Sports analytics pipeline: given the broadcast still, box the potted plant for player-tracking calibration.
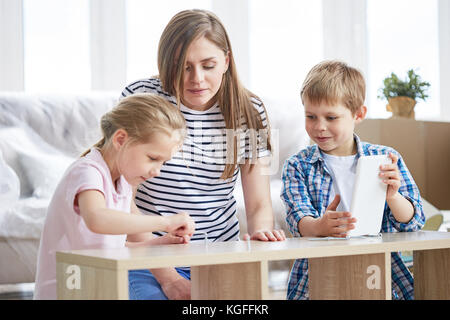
[378,69,430,119]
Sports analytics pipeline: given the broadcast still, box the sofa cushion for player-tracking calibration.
[19,151,73,199]
[0,126,72,197]
[0,149,20,212]
[0,93,118,197]
[0,92,118,157]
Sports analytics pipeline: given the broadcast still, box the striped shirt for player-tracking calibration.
[121,77,270,245]
[281,134,425,300]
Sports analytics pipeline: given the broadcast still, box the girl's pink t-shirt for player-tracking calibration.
[33,148,132,299]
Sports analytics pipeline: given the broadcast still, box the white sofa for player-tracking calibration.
[0,92,309,287]
[0,93,118,284]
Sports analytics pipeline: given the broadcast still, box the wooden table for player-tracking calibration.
[56,231,450,300]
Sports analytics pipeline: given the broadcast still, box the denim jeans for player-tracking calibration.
[128,268,191,300]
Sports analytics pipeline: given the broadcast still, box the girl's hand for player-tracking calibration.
[166,212,195,237]
[380,153,401,200]
[243,229,286,241]
[318,195,356,237]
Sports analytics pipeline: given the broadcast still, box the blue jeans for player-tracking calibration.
[128,268,191,300]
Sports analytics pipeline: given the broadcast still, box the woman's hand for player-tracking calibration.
[240,159,286,242]
[243,229,286,241]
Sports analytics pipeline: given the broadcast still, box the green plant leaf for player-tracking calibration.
[378,69,430,102]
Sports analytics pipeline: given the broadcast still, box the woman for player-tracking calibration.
[122,9,285,300]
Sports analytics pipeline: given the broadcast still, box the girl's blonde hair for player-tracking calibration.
[301,60,366,115]
[157,9,271,179]
[82,93,186,156]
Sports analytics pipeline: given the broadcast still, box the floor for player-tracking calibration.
[0,271,289,300]
[268,269,289,299]
[0,285,286,300]
[0,283,34,300]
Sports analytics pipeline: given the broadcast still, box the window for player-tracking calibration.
[23,0,90,92]
[126,0,212,84]
[2,0,445,122]
[248,0,323,102]
[367,0,440,120]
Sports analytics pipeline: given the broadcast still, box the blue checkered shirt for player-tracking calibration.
[281,134,425,300]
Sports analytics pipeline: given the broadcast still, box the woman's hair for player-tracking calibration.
[157,9,271,179]
[81,93,186,156]
[300,60,366,115]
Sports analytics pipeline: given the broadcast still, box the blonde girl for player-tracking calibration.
[122,9,285,300]
[34,93,195,300]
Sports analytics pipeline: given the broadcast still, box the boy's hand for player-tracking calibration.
[380,153,401,200]
[318,195,356,237]
[166,212,195,238]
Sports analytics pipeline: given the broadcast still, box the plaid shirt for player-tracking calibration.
[281,134,425,300]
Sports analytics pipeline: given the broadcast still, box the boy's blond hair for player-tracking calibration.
[300,60,366,115]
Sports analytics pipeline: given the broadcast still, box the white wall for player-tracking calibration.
[439,0,450,120]
[90,0,127,91]
[0,0,24,91]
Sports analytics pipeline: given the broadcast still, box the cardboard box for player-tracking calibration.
[355,118,450,210]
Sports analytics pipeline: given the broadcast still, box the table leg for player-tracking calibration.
[308,252,391,300]
[56,261,128,300]
[191,261,269,300]
[414,248,450,299]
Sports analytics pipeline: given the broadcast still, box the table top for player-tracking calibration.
[56,231,450,270]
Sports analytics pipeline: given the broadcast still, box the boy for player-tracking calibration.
[280,60,425,300]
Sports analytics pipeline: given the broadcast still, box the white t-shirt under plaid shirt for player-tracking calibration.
[281,134,425,300]
[121,77,270,244]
